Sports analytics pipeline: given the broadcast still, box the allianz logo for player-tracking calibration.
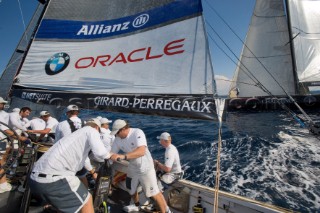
[77,14,149,36]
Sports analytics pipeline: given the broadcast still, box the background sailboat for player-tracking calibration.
[228,0,320,111]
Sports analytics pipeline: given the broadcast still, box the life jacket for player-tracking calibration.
[67,118,85,133]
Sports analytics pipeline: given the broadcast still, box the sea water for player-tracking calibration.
[80,110,320,212]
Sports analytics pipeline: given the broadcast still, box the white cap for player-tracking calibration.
[111,119,127,135]
[12,108,20,112]
[157,132,171,140]
[86,118,101,128]
[0,97,8,104]
[67,105,79,112]
[100,118,112,124]
[96,116,102,120]
[40,111,50,117]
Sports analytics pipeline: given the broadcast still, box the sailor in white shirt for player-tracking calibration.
[154,132,182,187]
[110,119,171,213]
[29,117,46,132]
[27,111,58,142]
[0,99,9,140]
[29,118,111,213]
[54,105,95,185]
[99,117,114,152]
[55,105,83,142]
[0,97,17,193]
[8,107,31,132]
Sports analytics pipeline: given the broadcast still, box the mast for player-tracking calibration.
[284,0,300,95]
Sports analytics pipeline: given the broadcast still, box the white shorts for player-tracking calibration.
[126,168,160,197]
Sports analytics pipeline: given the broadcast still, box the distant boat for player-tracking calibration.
[0,0,312,212]
[227,0,320,111]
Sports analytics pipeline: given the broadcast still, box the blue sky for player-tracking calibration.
[0,0,255,95]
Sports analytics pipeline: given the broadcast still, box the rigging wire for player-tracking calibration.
[17,0,28,44]
[206,23,274,96]
[203,0,317,131]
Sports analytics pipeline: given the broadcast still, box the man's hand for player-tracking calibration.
[110,153,125,161]
[92,172,98,180]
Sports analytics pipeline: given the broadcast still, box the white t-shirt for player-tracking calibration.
[111,128,153,174]
[165,144,182,174]
[0,110,9,139]
[45,117,59,133]
[55,116,82,142]
[8,112,27,131]
[30,118,46,131]
[32,126,110,176]
[100,128,115,152]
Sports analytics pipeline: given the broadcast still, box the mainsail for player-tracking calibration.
[10,0,217,120]
[288,0,320,94]
[230,0,297,98]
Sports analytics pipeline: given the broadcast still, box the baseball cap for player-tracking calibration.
[111,119,127,135]
[100,118,112,124]
[67,105,79,112]
[0,97,8,104]
[157,132,171,140]
[12,108,20,112]
[40,111,50,117]
[86,118,101,128]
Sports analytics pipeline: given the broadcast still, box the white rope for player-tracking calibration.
[213,98,225,213]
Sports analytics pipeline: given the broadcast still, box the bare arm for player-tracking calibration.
[111,146,146,161]
[154,160,171,173]
[27,128,51,135]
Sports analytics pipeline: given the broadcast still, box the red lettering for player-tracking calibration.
[146,47,163,60]
[74,38,186,69]
[93,55,111,67]
[108,53,127,66]
[164,38,185,55]
[128,48,146,62]
[75,57,94,69]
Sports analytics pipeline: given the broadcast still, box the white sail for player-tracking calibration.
[15,0,214,95]
[230,0,296,97]
[10,0,218,120]
[288,0,320,93]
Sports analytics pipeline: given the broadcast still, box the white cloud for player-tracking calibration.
[215,75,232,96]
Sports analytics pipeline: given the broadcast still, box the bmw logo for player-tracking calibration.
[45,52,70,75]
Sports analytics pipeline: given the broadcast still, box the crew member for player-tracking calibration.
[8,107,31,132]
[99,117,114,152]
[55,105,95,185]
[110,119,172,213]
[154,132,182,190]
[27,111,58,142]
[29,118,111,213]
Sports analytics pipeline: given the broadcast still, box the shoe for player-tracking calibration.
[0,183,14,193]
[141,203,156,211]
[123,204,140,212]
